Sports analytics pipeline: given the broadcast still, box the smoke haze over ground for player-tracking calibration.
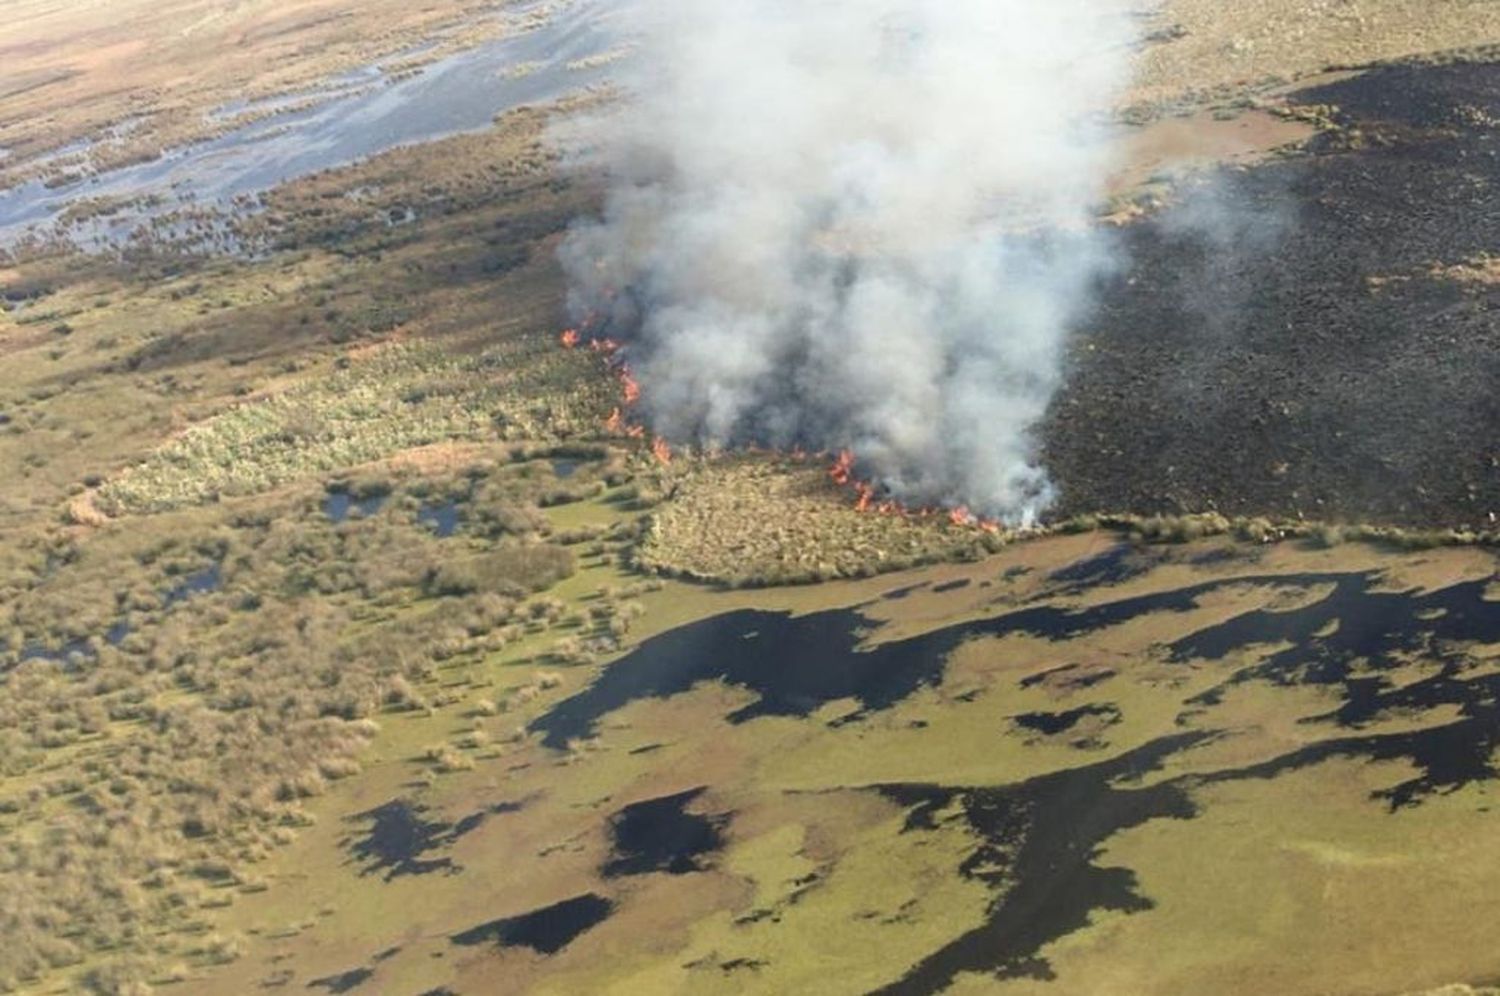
[559,0,1136,523]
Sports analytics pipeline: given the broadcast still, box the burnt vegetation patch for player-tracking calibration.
[1045,61,1500,529]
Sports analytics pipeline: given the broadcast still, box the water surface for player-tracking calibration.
[0,0,625,251]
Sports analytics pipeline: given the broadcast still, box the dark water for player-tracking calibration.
[529,565,1500,988]
[418,501,461,537]
[450,893,614,954]
[345,799,514,879]
[602,787,727,877]
[1018,662,1116,692]
[324,491,390,522]
[307,967,374,994]
[1013,703,1120,737]
[17,637,90,666]
[528,571,1362,749]
[1048,543,1152,589]
[551,458,583,479]
[0,0,626,252]
[873,733,1208,993]
[14,563,222,664]
[1173,572,1500,808]
[164,564,222,606]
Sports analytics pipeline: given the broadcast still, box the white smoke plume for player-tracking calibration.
[558,0,1136,523]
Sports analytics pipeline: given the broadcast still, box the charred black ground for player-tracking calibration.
[1045,61,1500,528]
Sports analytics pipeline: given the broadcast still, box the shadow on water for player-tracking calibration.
[450,894,614,955]
[602,787,727,878]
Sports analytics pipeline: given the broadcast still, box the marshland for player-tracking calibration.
[2,0,1499,994]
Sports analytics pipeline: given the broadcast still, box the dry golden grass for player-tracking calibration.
[635,458,1007,587]
[1136,0,1500,109]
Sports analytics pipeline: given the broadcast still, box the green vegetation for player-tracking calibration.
[636,458,1007,587]
[95,341,610,515]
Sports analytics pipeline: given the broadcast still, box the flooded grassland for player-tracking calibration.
[187,533,1500,996]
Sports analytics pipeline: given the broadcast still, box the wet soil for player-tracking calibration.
[1045,62,1500,529]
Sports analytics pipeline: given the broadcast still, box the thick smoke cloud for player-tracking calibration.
[558,0,1135,524]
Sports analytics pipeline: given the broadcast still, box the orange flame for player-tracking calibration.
[651,437,673,465]
[949,506,974,528]
[590,337,620,355]
[627,424,646,439]
[621,370,642,406]
[830,450,855,485]
[604,407,624,434]
[560,329,580,349]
